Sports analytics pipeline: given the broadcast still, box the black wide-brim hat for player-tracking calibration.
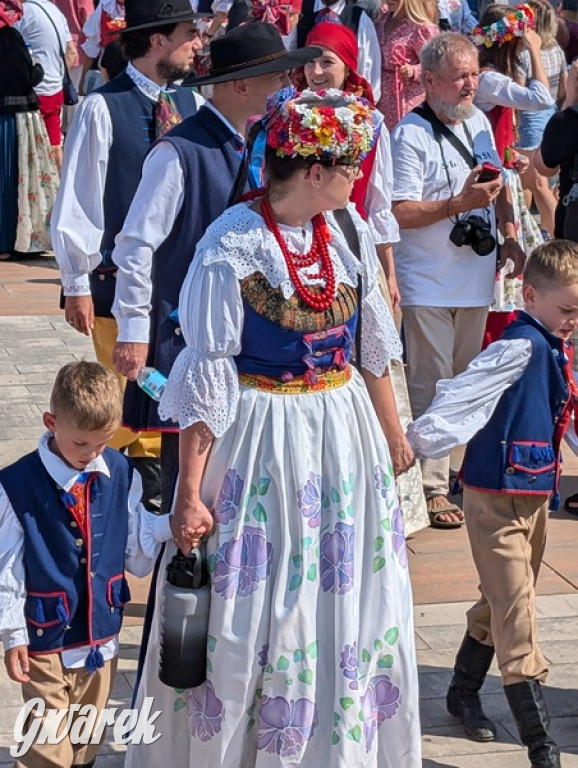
[123,0,212,34]
[184,22,321,85]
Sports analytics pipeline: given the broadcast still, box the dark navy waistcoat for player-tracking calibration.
[0,448,132,654]
[123,105,243,431]
[463,312,570,495]
[89,72,198,317]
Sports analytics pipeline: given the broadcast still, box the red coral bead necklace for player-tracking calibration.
[261,196,336,312]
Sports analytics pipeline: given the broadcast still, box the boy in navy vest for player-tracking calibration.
[408,240,578,768]
[0,362,173,768]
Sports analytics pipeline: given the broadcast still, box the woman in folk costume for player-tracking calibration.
[473,3,552,345]
[293,21,429,535]
[0,0,59,259]
[126,89,422,768]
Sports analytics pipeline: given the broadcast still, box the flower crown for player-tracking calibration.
[265,88,380,164]
[471,3,535,48]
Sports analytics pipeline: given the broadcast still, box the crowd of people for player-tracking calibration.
[1,0,578,766]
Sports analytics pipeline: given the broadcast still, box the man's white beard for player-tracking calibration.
[429,94,477,122]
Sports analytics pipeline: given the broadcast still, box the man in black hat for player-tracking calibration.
[110,22,320,510]
[51,0,207,511]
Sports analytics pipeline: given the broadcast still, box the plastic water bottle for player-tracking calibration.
[137,367,167,402]
[159,549,211,689]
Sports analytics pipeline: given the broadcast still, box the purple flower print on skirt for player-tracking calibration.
[320,522,355,595]
[257,695,319,757]
[374,464,391,499]
[187,680,223,742]
[340,642,358,690]
[392,506,408,568]
[258,642,269,669]
[361,675,401,751]
[213,526,272,599]
[214,468,244,524]
[297,472,322,528]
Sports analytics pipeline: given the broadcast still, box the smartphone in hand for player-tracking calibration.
[477,162,501,183]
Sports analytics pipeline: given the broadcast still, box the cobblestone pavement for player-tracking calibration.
[0,314,577,767]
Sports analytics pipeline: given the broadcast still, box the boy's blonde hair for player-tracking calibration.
[50,361,122,430]
[523,240,578,292]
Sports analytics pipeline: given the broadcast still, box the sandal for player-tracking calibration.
[427,496,465,529]
[563,492,578,516]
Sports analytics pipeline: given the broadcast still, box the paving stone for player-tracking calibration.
[536,592,578,618]
[421,722,520,759]
[414,602,472,627]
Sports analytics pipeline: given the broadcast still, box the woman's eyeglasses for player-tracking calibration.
[333,164,363,180]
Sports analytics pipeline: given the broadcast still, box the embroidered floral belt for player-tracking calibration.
[238,367,352,394]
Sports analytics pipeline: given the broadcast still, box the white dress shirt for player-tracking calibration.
[51,62,205,296]
[111,101,243,343]
[0,432,172,667]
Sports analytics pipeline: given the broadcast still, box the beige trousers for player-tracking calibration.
[15,654,117,768]
[464,487,550,685]
[92,316,161,458]
[402,305,488,497]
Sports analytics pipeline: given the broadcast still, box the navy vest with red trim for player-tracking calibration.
[0,448,132,655]
[463,312,570,495]
[122,105,243,431]
[89,72,198,318]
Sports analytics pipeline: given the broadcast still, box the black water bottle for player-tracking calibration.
[159,548,211,689]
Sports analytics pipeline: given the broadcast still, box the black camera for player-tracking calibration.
[449,215,496,256]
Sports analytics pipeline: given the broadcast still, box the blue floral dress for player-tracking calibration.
[125,203,422,767]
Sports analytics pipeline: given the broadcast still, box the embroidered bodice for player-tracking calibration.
[159,203,402,436]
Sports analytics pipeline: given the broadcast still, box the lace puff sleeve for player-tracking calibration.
[346,207,403,376]
[158,258,243,437]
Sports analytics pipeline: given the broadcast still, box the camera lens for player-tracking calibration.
[473,234,496,256]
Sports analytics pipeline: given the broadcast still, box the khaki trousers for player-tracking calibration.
[15,654,117,768]
[464,488,550,686]
[92,316,161,458]
[402,305,488,497]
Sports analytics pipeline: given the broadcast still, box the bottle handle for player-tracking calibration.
[175,546,205,589]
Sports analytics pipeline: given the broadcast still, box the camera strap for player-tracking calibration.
[413,102,476,221]
[413,103,475,170]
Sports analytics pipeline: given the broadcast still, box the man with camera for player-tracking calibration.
[392,32,525,529]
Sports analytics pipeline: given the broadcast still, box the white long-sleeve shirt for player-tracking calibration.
[0,432,172,667]
[110,102,242,343]
[407,333,578,459]
[474,69,555,113]
[51,62,205,297]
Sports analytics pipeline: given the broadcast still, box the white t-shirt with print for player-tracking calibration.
[392,107,502,309]
[16,0,72,96]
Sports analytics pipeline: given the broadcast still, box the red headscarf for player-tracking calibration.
[251,0,302,36]
[292,22,374,106]
[0,0,23,28]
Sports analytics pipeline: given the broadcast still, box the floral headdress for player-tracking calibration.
[471,3,535,48]
[265,88,380,164]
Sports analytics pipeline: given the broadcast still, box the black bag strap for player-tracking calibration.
[413,102,475,170]
[27,1,71,81]
[333,207,363,370]
[567,105,578,183]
